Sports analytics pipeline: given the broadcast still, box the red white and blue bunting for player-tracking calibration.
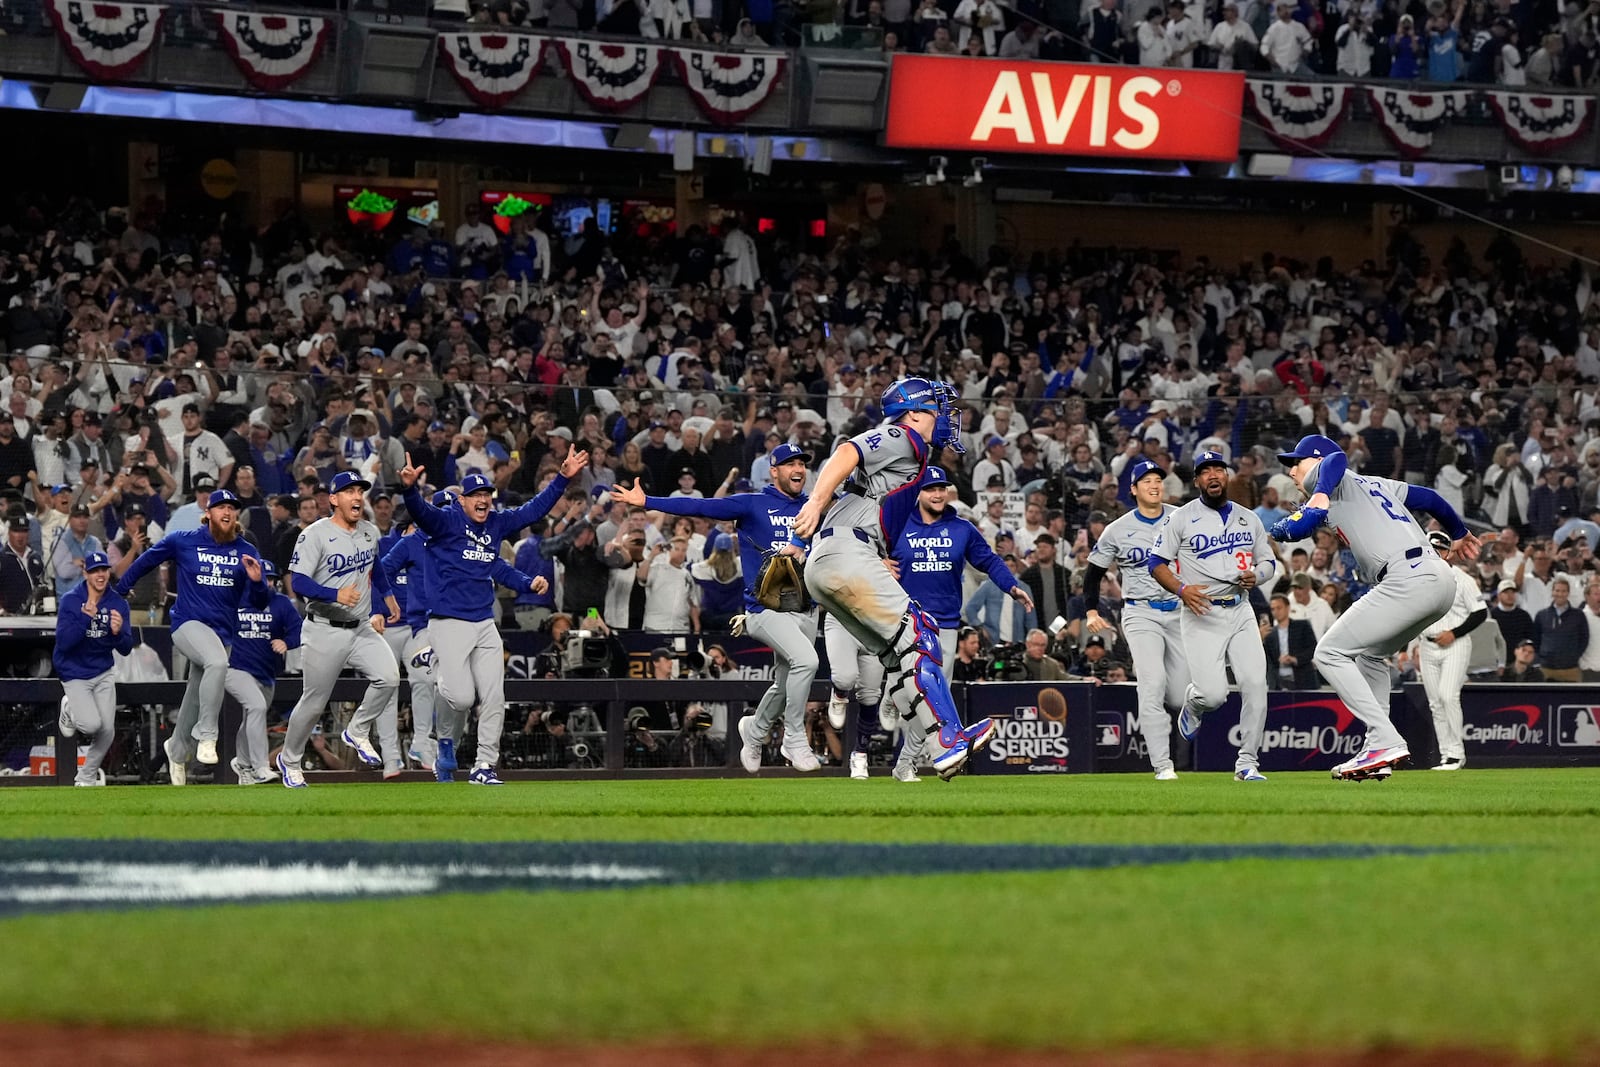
[47,0,163,80]
[557,38,664,112]
[675,49,786,124]
[215,12,330,91]
[1366,87,1473,157]
[1485,91,1596,155]
[1246,81,1350,150]
[440,32,546,108]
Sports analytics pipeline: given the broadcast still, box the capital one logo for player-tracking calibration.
[971,72,1164,151]
[1229,698,1362,764]
[1463,704,1545,748]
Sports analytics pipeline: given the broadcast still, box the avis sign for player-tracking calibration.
[885,56,1245,162]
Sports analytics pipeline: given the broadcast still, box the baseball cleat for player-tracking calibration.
[1234,767,1268,782]
[229,757,258,785]
[962,717,997,754]
[780,735,821,773]
[1432,757,1464,771]
[407,747,436,772]
[849,751,870,780]
[58,698,75,739]
[468,765,504,785]
[435,738,457,775]
[383,764,404,781]
[827,693,849,731]
[409,646,435,670]
[1154,767,1179,781]
[194,739,218,765]
[73,777,104,787]
[1331,745,1410,780]
[342,729,382,767]
[891,762,921,783]
[932,737,973,780]
[1177,701,1202,741]
[736,716,763,774]
[164,736,188,787]
[277,752,306,789]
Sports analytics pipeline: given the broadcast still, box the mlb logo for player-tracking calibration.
[1556,706,1600,748]
[1014,706,1039,720]
[1099,723,1122,747]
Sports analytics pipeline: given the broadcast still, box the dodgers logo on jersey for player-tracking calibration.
[1124,546,1149,567]
[1191,530,1256,559]
[325,549,376,580]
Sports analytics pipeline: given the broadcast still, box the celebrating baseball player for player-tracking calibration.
[225,559,302,785]
[1148,450,1276,782]
[383,488,549,782]
[376,512,420,765]
[397,452,584,785]
[1270,434,1481,780]
[1416,529,1488,771]
[611,442,821,775]
[885,463,1033,781]
[821,613,886,779]
[114,487,269,785]
[785,376,994,781]
[1083,458,1187,780]
[55,551,134,787]
[276,470,403,788]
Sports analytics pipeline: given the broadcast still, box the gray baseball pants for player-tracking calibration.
[742,609,818,743]
[62,672,116,785]
[171,621,231,753]
[430,617,507,768]
[281,619,401,770]
[1122,605,1190,775]
[223,669,273,774]
[402,625,439,755]
[1314,556,1455,752]
[1181,600,1268,772]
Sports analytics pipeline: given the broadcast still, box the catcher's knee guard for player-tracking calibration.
[882,606,963,748]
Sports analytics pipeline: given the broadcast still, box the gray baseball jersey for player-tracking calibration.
[1315,473,1436,580]
[1089,504,1178,601]
[819,423,928,552]
[290,517,382,623]
[1151,500,1275,597]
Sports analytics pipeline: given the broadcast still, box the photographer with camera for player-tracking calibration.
[0,514,46,614]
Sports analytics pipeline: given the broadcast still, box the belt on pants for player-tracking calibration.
[311,616,360,630]
[1127,598,1180,612]
[1208,595,1243,607]
[818,527,872,546]
[1375,546,1425,584]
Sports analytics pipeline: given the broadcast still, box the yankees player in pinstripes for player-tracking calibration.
[1148,451,1276,781]
[1083,458,1188,780]
[610,443,821,774]
[1270,434,1482,781]
[1415,529,1488,772]
[785,377,995,781]
[397,450,585,785]
[276,469,404,788]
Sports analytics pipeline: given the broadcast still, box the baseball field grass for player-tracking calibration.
[1,769,1597,1060]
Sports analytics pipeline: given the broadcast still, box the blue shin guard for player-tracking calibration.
[883,606,964,748]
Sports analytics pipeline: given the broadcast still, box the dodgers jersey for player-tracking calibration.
[1149,499,1275,598]
[114,527,270,642]
[643,485,808,613]
[823,422,929,550]
[1089,504,1178,602]
[1314,473,1438,581]
[290,517,383,624]
[1420,566,1486,639]
[53,583,135,681]
[894,505,1015,627]
[230,592,304,686]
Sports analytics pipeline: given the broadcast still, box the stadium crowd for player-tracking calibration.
[3,193,1600,759]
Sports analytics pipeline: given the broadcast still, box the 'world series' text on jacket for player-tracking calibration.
[112,527,271,641]
[53,583,135,681]
[400,477,566,623]
[894,504,1018,628]
[639,485,807,614]
[381,528,536,632]
[230,592,305,686]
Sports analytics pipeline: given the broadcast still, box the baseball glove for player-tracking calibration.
[1270,506,1328,542]
[755,552,812,613]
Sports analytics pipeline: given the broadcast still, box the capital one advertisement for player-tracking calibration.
[966,682,1098,774]
[885,56,1245,163]
[1191,694,1373,772]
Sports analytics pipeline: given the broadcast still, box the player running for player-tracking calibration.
[55,551,134,787]
[225,560,302,785]
[786,377,994,781]
[1416,529,1488,771]
[1270,434,1481,780]
[397,453,585,785]
[885,463,1032,781]
[1083,458,1187,780]
[114,488,269,785]
[1148,451,1275,782]
[277,470,403,787]
[610,443,820,774]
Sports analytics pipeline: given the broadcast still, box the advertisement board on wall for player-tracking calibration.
[966,681,1098,774]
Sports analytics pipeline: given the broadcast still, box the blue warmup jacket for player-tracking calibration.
[229,593,305,686]
[512,535,557,609]
[53,584,135,681]
[378,526,408,619]
[641,485,808,614]
[113,527,270,642]
[381,527,536,631]
[400,476,567,623]
[894,506,1017,628]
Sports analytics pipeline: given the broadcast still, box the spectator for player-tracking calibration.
[0,514,46,612]
[1525,31,1566,83]
[1426,4,1465,81]
[1070,632,1125,681]
[1164,0,1203,65]
[1286,572,1336,639]
[690,532,743,631]
[640,536,699,633]
[1019,532,1072,630]
[1261,592,1318,689]
[1581,577,1600,682]
[1389,14,1426,77]
[1022,627,1070,680]
[1505,638,1546,681]
[47,504,102,595]
[1211,3,1260,69]
[1138,6,1173,66]
[1261,1,1314,72]
[966,556,1037,642]
[1488,578,1538,665]
[1534,577,1587,680]
[1335,9,1377,74]
[950,625,989,683]
[952,0,1003,52]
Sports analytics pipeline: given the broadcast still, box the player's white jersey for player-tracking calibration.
[1150,499,1273,598]
[290,517,381,623]
[1421,565,1486,638]
[1089,504,1178,601]
[1319,473,1436,579]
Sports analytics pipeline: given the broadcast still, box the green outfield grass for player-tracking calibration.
[1,769,1597,1056]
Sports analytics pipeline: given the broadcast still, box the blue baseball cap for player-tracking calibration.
[431,489,454,508]
[920,465,952,489]
[83,551,110,572]
[328,470,371,494]
[206,489,241,509]
[1192,451,1231,474]
[769,443,812,466]
[986,435,1008,449]
[714,532,735,552]
[261,559,277,579]
[1131,459,1167,484]
[1277,433,1341,466]
[460,473,494,496]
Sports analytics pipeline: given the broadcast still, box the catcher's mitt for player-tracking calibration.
[755,552,812,612]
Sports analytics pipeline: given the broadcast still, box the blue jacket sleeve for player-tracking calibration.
[277,596,305,650]
[291,573,341,602]
[402,484,452,539]
[112,531,179,597]
[1399,483,1470,539]
[644,494,753,522]
[371,556,393,601]
[381,536,415,578]
[490,559,535,593]
[54,594,91,653]
[1310,450,1348,496]
[963,522,1016,591]
[496,474,571,536]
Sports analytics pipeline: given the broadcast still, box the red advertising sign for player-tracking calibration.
[885,55,1245,163]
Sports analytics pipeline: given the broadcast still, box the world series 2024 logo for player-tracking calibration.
[983,687,1071,769]
[1555,705,1600,748]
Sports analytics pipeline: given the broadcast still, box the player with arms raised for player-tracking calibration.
[1271,434,1481,781]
